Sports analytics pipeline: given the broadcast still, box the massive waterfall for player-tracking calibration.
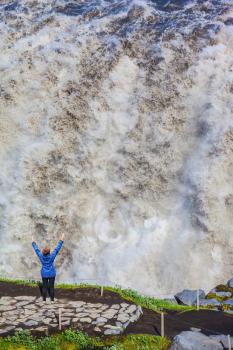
[0,0,233,296]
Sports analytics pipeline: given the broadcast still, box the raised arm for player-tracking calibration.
[32,239,43,262]
[51,234,64,261]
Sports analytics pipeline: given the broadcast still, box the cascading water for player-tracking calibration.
[0,0,233,295]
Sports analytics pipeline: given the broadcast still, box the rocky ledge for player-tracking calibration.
[173,277,233,312]
[0,295,143,336]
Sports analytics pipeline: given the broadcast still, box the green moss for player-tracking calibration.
[0,330,170,350]
[206,292,230,302]
[215,284,233,294]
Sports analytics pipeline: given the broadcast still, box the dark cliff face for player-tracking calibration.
[0,0,232,295]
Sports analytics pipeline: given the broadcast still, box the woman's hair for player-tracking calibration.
[42,244,50,256]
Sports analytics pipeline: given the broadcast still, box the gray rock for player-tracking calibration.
[79,317,92,323]
[104,328,121,335]
[24,320,38,326]
[120,303,129,308]
[101,309,118,318]
[223,299,233,308]
[61,320,70,326]
[16,300,31,307]
[94,326,101,332]
[0,297,16,305]
[214,291,232,298]
[170,331,224,350]
[111,304,120,310]
[199,299,221,307]
[15,296,36,301]
[94,317,107,324]
[43,318,53,325]
[175,290,205,306]
[117,314,129,323]
[127,305,137,313]
[0,326,16,334]
[190,327,201,332]
[227,278,233,288]
[76,312,89,317]
[68,301,86,307]
[0,305,16,312]
[209,335,233,348]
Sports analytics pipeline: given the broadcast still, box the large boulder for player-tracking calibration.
[227,278,233,288]
[174,290,205,306]
[209,335,233,349]
[169,331,223,350]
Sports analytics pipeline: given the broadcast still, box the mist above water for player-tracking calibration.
[0,0,233,295]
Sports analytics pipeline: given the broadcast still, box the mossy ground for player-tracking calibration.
[0,276,193,312]
[0,329,171,350]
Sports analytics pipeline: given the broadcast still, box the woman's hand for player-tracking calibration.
[60,233,64,241]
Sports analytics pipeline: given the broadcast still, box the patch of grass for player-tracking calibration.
[0,330,170,350]
[0,276,192,312]
[206,292,231,302]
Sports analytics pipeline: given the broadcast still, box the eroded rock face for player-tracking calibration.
[0,0,233,295]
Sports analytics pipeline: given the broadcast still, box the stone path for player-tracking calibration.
[0,295,143,336]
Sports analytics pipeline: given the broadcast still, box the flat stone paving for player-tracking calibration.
[0,295,143,336]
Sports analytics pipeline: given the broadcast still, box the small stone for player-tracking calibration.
[0,305,16,312]
[190,327,201,332]
[15,296,36,301]
[79,317,92,323]
[0,326,15,334]
[16,300,31,307]
[102,309,118,318]
[34,326,47,332]
[76,312,89,317]
[94,326,101,332]
[115,321,123,327]
[120,303,129,308]
[62,313,74,317]
[89,313,101,319]
[117,314,129,323]
[111,304,120,310]
[68,301,86,307]
[94,317,107,324]
[104,324,122,330]
[127,305,137,313]
[24,320,38,326]
[104,328,121,335]
[43,318,53,325]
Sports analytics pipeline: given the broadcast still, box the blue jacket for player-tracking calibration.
[32,240,63,278]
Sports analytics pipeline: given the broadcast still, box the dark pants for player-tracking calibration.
[42,277,55,301]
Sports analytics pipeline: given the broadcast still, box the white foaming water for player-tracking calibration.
[0,0,233,296]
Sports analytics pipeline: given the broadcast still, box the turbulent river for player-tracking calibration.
[0,0,233,295]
